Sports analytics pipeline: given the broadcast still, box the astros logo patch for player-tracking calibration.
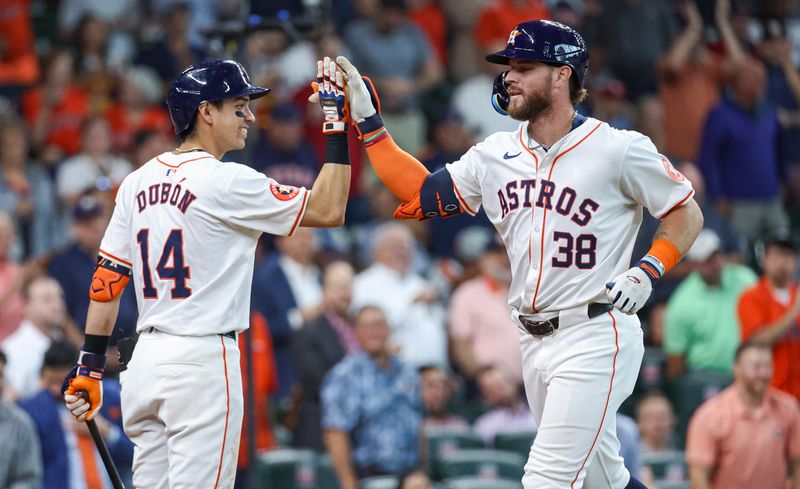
[507,29,521,46]
[270,182,300,201]
[661,157,686,182]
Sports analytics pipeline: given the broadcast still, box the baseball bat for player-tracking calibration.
[77,393,126,489]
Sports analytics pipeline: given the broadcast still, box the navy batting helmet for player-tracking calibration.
[166,59,270,135]
[486,20,589,88]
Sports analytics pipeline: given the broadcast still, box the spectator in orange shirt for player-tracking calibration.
[686,342,800,489]
[21,50,89,164]
[738,239,800,400]
[0,0,39,91]
[474,0,551,52]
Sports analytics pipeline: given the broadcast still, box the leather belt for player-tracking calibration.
[518,303,613,337]
[146,327,236,339]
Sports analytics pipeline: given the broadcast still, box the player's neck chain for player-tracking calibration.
[172,147,208,155]
[527,110,577,153]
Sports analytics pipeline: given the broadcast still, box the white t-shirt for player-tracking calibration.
[446,118,694,314]
[2,320,51,399]
[98,151,310,335]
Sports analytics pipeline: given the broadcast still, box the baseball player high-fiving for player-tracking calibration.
[61,58,351,488]
[338,21,702,489]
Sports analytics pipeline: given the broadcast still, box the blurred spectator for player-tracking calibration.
[686,342,800,489]
[448,231,522,383]
[658,0,745,162]
[0,0,40,92]
[105,66,172,155]
[0,122,63,258]
[343,0,443,154]
[1,276,67,400]
[697,57,791,245]
[597,0,678,101]
[473,0,551,53]
[0,212,25,340]
[47,196,138,342]
[252,103,320,188]
[441,0,487,81]
[407,0,448,64]
[322,306,422,487]
[135,2,207,83]
[450,45,522,141]
[399,468,433,489]
[419,365,468,429]
[21,49,89,162]
[132,128,174,168]
[19,340,134,489]
[292,261,357,452]
[251,227,323,401]
[0,348,42,488]
[70,15,119,113]
[352,223,447,368]
[56,116,132,208]
[664,229,757,379]
[239,26,315,101]
[636,391,677,456]
[473,364,536,445]
[57,0,137,40]
[738,239,800,400]
[150,0,230,49]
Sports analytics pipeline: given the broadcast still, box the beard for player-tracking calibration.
[508,86,554,121]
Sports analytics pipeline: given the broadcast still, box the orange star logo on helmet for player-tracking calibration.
[507,29,521,46]
[270,182,300,201]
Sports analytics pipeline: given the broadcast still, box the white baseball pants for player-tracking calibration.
[518,308,644,489]
[120,330,243,489]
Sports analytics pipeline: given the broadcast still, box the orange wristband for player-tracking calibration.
[638,238,681,283]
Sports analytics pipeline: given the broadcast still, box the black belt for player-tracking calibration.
[146,327,236,339]
[519,303,613,337]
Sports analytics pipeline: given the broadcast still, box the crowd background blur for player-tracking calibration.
[1,1,800,489]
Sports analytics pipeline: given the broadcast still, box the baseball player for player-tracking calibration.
[336,21,703,489]
[60,58,352,488]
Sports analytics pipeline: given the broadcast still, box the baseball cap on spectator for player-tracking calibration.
[686,229,721,262]
[73,195,104,221]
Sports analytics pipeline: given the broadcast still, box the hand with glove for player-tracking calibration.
[63,350,106,421]
[333,56,386,142]
[310,56,349,134]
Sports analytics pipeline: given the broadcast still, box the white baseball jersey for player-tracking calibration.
[447,117,694,314]
[98,150,310,335]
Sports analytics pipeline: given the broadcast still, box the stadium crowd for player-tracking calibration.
[1,0,800,488]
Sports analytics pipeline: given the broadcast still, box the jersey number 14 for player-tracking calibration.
[136,229,192,299]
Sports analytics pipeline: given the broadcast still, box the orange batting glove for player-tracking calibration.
[63,351,105,421]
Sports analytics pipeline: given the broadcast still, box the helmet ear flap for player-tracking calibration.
[491,71,510,116]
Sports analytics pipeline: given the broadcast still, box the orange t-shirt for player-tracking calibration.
[104,104,173,154]
[658,54,725,162]
[21,87,89,155]
[474,0,551,50]
[738,278,800,400]
[686,386,800,489]
[409,4,448,64]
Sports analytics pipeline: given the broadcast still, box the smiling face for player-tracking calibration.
[505,59,571,121]
[204,96,256,153]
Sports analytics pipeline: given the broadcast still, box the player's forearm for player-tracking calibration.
[663,27,702,72]
[324,429,359,489]
[84,297,123,339]
[653,199,704,256]
[301,163,350,227]
[749,314,796,345]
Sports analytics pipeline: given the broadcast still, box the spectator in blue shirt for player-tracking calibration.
[322,305,422,489]
[697,57,790,246]
[47,195,138,343]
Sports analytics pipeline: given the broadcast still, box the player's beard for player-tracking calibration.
[508,84,554,121]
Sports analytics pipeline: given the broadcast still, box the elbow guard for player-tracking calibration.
[90,257,132,302]
[419,168,463,219]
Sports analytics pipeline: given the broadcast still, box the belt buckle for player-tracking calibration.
[520,316,556,337]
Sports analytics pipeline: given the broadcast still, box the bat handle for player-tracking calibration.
[76,392,126,489]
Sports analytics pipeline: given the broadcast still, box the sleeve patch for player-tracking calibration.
[269,182,300,201]
[662,157,686,182]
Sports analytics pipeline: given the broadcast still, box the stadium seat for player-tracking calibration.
[257,448,318,489]
[438,449,525,481]
[493,430,536,459]
[360,476,400,489]
[425,426,485,479]
[640,450,687,482]
[442,476,523,489]
[315,454,340,489]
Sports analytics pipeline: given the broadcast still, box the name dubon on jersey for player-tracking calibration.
[98,151,309,335]
[447,117,693,314]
